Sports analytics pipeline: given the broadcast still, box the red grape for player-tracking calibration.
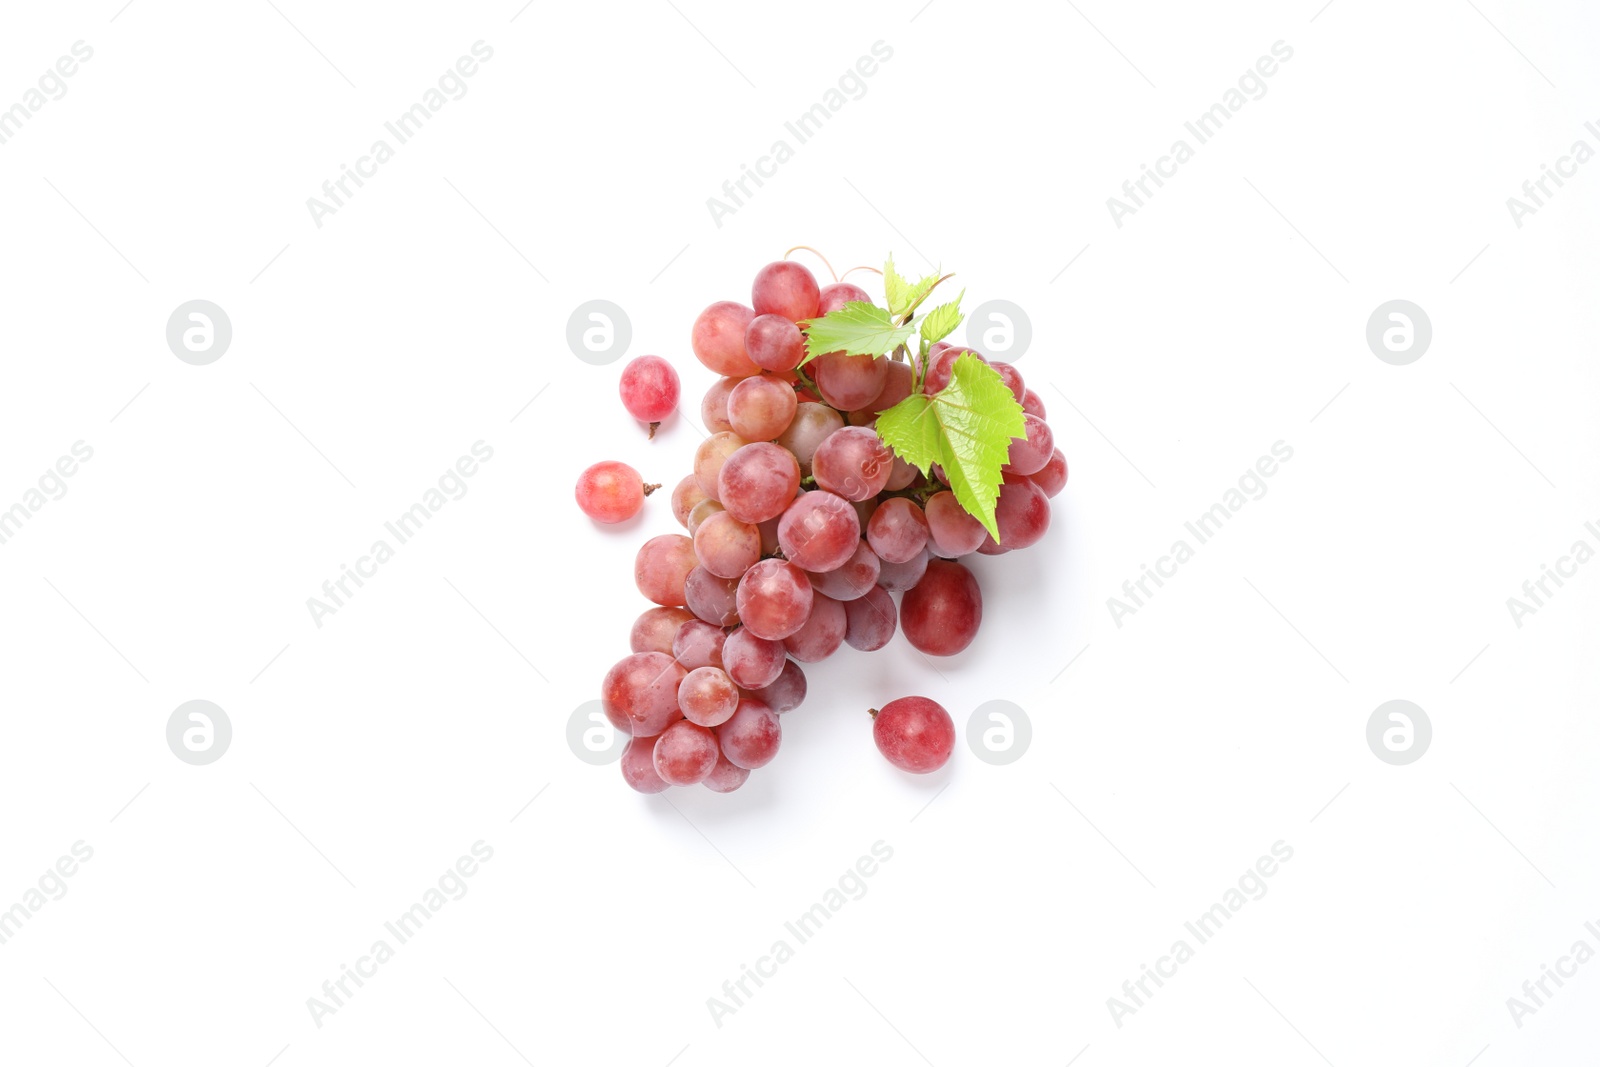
[812,426,893,501]
[749,659,806,712]
[602,652,687,736]
[693,431,748,497]
[717,698,782,768]
[776,402,844,475]
[735,559,813,640]
[812,351,888,411]
[684,566,740,627]
[672,620,727,670]
[1031,448,1068,497]
[634,534,697,606]
[619,355,680,431]
[702,752,751,793]
[816,281,870,314]
[653,720,719,785]
[718,442,801,524]
[901,559,982,655]
[745,314,806,373]
[1003,414,1054,477]
[752,261,820,322]
[806,539,881,600]
[876,547,929,592]
[691,301,761,377]
[575,461,652,524]
[843,584,897,651]
[621,736,671,793]
[693,510,761,579]
[872,696,955,773]
[727,375,798,441]
[783,593,846,662]
[722,627,786,688]
[701,376,739,434]
[670,474,707,527]
[630,606,693,655]
[778,490,860,572]
[866,497,929,564]
[679,666,739,727]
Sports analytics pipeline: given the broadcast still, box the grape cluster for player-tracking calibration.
[587,258,1067,794]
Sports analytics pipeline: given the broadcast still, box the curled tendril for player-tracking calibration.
[783,245,838,282]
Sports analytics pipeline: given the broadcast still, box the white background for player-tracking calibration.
[1,1,1597,1064]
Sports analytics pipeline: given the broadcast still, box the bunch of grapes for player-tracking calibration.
[576,257,1067,793]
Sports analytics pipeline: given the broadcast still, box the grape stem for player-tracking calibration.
[647,421,660,439]
[784,245,838,282]
[641,482,661,496]
[793,364,820,395]
[868,707,880,718]
[841,265,883,281]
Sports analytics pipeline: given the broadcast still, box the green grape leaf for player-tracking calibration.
[918,289,965,347]
[874,353,1025,540]
[883,255,941,319]
[801,301,915,367]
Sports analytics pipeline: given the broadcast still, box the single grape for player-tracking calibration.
[843,585,896,651]
[776,402,844,475]
[989,360,1026,403]
[866,497,930,564]
[752,261,820,322]
[701,376,739,434]
[812,425,894,501]
[687,498,725,535]
[602,652,687,736]
[876,547,929,592]
[988,473,1050,550]
[693,510,761,579]
[925,491,987,557]
[921,346,985,395]
[672,620,727,670]
[653,720,719,785]
[630,605,693,655]
[866,358,914,414]
[783,593,846,662]
[883,456,918,491]
[901,559,981,655]
[872,696,955,774]
[717,442,801,524]
[684,566,740,627]
[812,351,888,411]
[693,431,748,497]
[1021,388,1047,419]
[691,301,761,377]
[735,558,813,640]
[619,355,680,434]
[722,627,786,688]
[777,491,861,572]
[702,752,751,793]
[745,314,806,373]
[621,736,671,793]
[678,666,740,727]
[575,461,655,524]
[727,375,798,441]
[717,698,782,768]
[816,281,870,314]
[634,534,697,606]
[806,539,880,600]
[1003,414,1054,477]
[671,474,707,528]
[1031,448,1068,498]
[749,659,806,712]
